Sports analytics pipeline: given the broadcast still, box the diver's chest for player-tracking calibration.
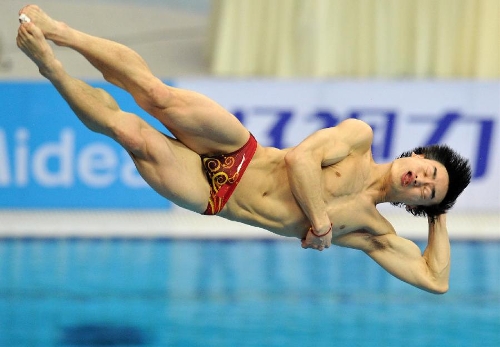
[321,161,369,197]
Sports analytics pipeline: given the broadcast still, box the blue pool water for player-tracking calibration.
[0,238,498,347]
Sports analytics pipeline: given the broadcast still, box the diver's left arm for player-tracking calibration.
[333,214,450,294]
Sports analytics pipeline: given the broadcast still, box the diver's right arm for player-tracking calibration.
[284,119,373,250]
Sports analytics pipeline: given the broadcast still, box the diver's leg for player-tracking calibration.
[17,22,210,212]
[20,5,251,155]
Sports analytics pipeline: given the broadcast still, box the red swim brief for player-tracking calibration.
[201,133,257,215]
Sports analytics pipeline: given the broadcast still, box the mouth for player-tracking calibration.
[401,171,412,187]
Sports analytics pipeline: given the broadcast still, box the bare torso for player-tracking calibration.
[221,144,390,239]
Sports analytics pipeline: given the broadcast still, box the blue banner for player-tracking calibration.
[0,82,172,209]
[1,80,499,212]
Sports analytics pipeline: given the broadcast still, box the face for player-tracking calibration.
[392,153,449,206]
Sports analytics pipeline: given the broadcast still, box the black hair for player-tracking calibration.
[391,144,472,218]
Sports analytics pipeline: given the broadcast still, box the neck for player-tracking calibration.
[366,162,394,204]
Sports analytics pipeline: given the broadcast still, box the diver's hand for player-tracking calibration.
[301,224,332,251]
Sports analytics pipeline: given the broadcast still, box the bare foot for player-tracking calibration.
[17,22,62,79]
[19,5,68,46]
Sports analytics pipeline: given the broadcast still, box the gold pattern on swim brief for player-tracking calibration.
[204,156,238,193]
[201,134,257,215]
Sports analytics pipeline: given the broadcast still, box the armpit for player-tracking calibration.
[369,235,388,251]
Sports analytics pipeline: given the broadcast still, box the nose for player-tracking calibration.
[414,175,430,186]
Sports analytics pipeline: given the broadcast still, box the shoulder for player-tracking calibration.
[337,118,373,143]
[312,119,373,144]
[310,119,372,156]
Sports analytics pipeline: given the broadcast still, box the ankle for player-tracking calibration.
[46,21,70,46]
[39,59,64,80]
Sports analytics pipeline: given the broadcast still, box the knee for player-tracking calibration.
[109,114,148,157]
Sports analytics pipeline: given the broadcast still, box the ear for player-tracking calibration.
[411,152,425,158]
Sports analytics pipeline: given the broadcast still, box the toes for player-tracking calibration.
[19,5,31,16]
[19,5,39,22]
[22,22,42,37]
[19,22,34,35]
[17,23,29,40]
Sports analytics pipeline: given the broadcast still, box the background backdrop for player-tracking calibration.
[0,0,498,239]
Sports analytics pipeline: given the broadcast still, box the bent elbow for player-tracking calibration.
[434,283,449,295]
[425,281,449,295]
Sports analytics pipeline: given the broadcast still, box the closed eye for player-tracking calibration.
[431,166,437,199]
[423,187,435,200]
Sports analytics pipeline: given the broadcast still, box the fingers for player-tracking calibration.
[301,229,332,251]
[301,240,328,251]
[307,236,331,249]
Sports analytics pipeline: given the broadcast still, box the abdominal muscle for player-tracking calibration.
[219,146,310,239]
[222,186,309,239]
